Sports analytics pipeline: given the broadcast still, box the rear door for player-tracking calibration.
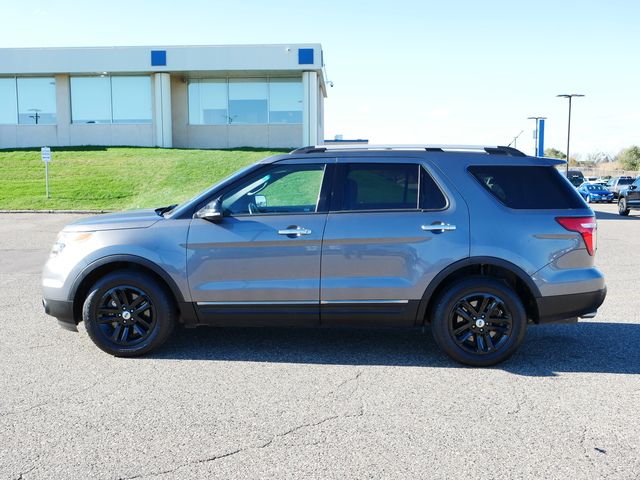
[320,158,470,326]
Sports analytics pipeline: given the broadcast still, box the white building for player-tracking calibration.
[0,44,326,149]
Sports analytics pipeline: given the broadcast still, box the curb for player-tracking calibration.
[0,210,112,214]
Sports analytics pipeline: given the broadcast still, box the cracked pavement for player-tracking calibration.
[0,205,639,479]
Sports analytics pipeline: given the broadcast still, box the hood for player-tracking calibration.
[64,209,162,232]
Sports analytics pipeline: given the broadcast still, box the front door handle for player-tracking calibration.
[421,222,456,233]
[278,226,312,236]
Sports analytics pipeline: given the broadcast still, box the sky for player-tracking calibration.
[1,0,638,157]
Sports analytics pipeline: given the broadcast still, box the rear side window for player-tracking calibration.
[341,164,419,211]
[336,163,447,211]
[468,166,585,209]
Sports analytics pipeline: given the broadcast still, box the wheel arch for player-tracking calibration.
[69,255,195,325]
[416,257,541,326]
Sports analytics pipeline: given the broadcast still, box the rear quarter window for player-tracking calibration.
[468,166,585,209]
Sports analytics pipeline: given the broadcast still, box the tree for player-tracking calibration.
[544,148,566,160]
[617,146,640,171]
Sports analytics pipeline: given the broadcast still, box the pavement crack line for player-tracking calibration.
[0,372,116,418]
[13,465,35,480]
[118,411,366,479]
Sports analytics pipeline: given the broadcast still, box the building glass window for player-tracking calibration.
[17,77,57,124]
[188,79,227,125]
[188,77,303,125]
[228,78,268,124]
[269,78,303,124]
[0,78,18,124]
[70,77,111,124]
[70,75,151,124]
[111,76,152,124]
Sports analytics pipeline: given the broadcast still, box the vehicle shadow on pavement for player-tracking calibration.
[594,210,639,221]
[150,322,640,376]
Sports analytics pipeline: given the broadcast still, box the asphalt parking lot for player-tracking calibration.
[1,204,638,480]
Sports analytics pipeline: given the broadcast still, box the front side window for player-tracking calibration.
[221,164,325,215]
[17,77,57,124]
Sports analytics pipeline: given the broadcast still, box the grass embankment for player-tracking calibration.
[0,147,287,210]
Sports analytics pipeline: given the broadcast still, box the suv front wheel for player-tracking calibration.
[82,269,176,357]
[430,277,527,366]
[618,197,630,216]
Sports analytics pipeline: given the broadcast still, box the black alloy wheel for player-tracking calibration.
[83,270,176,357]
[448,292,512,355]
[96,285,156,346]
[430,276,527,367]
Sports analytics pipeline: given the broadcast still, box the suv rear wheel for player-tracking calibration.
[82,270,176,357]
[430,277,527,366]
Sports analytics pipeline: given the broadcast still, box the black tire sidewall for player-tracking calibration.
[619,198,629,215]
[431,277,527,367]
[83,270,175,357]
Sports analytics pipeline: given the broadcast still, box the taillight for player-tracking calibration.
[556,216,597,256]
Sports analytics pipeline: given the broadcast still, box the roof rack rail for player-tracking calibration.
[289,144,526,157]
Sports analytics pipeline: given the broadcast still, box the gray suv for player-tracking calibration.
[42,145,606,366]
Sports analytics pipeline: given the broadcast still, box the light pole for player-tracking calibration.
[557,94,584,174]
[527,116,547,156]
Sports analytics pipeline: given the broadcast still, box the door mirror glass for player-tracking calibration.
[255,194,267,208]
[194,198,223,223]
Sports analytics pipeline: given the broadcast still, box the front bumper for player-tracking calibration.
[42,298,78,331]
[535,287,606,323]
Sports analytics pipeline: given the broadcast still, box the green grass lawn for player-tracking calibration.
[0,147,287,210]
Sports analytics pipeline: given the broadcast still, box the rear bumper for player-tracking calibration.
[42,298,78,331]
[535,287,606,323]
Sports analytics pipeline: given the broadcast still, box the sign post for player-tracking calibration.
[41,147,51,198]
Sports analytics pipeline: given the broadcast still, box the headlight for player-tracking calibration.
[50,232,93,257]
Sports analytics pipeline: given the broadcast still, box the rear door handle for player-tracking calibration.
[421,222,456,233]
[278,226,312,236]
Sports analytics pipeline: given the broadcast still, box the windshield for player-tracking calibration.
[585,184,605,191]
[619,178,634,185]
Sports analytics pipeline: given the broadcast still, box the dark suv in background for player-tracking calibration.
[43,145,606,366]
[607,176,635,199]
[618,176,640,215]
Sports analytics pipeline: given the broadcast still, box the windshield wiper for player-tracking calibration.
[155,204,178,217]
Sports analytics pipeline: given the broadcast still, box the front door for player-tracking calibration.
[320,159,470,326]
[187,161,330,326]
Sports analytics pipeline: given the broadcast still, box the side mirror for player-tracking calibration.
[194,198,223,223]
[630,185,638,190]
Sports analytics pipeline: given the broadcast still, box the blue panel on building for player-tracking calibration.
[151,50,167,66]
[298,48,314,65]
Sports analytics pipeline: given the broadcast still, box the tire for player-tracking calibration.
[430,276,527,367]
[82,269,176,357]
[618,198,630,216]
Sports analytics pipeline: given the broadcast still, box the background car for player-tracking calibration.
[606,176,635,198]
[565,169,585,187]
[577,182,614,203]
[618,177,640,215]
